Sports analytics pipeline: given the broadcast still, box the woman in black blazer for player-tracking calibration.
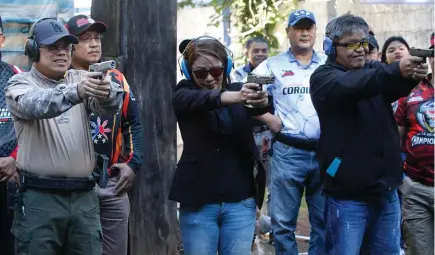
[169,37,269,255]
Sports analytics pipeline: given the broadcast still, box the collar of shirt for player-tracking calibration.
[242,63,254,73]
[31,66,65,86]
[287,48,320,69]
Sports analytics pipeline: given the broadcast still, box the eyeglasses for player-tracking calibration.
[79,34,103,43]
[335,37,369,51]
[192,67,224,79]
[40,43,73,52]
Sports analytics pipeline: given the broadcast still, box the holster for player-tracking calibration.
[6,180,19,212]
[93,153,109,188]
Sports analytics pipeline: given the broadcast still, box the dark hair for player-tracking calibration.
[368,35,379,51]
[380,36,409,63]
[325,14,369,42]
[183,38,231,87]
[245,37,268,50]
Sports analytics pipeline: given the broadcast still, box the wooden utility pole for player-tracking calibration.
[91,0,178,254]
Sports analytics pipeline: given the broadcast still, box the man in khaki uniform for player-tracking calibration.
[5,18,123,255]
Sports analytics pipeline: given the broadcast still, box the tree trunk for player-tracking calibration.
[91,0,178,254]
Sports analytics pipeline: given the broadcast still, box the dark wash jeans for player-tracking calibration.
[324,189,401,255]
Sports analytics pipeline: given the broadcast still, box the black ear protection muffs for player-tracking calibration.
[178,36,234,80]
[24,18,55,62]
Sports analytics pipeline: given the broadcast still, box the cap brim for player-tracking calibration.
[40,34,79,45]
[85,22,107,33]
[74,22,108,35]
[289,17,316,26]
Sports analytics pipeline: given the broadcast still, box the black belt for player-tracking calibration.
[274,133,318,151]
[20,173,96,191]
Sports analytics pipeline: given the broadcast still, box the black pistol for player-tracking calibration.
[93,153,109,188]
[409,48,434,63]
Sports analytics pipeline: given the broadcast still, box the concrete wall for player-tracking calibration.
[297,0,434,51]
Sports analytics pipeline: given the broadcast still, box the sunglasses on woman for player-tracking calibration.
[192,67,224,79]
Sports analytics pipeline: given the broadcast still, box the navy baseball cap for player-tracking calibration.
[65,15,107,36]
[32,19,78,45]
[287,9,316,27]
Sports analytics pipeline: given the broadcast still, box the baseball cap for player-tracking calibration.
[430,32,434,49]
[179,39,192,53]
[32,19,78,45]
[368,35,379,50]
[65,15,107,36]
[287,9,316,27]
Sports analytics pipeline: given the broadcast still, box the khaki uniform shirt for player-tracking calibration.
[5,67,123,178]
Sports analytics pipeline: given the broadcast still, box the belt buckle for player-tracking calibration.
[64,179,75,190]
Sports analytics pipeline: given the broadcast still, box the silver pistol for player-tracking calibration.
[89,60,116,72]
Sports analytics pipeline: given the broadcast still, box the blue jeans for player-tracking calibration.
[270,142,325,255]
[179,198,256,255]
[324,189,401,255]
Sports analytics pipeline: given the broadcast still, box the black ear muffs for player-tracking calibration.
[24,37,39,62]
[24,18,55,62]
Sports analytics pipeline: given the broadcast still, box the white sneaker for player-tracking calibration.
[400,248,405,255]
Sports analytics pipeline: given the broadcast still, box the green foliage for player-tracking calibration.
[178,0,295,56]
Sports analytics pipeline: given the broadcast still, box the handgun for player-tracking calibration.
[93,153,109,188]
[247,73,275,91]
[245,73,274,108]
[409,48,434,62]
[89,60,116,79]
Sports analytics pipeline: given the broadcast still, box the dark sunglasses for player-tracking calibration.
[335,37,369,51]
[192,67,224,79]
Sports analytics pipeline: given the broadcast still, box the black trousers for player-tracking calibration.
[0,182,14,255]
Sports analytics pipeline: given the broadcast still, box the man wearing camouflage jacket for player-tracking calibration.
[5,18,123,254]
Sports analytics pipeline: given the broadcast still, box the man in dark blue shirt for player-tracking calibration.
[310,14,428,254]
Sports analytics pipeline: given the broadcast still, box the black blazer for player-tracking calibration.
[169,79,269,208]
